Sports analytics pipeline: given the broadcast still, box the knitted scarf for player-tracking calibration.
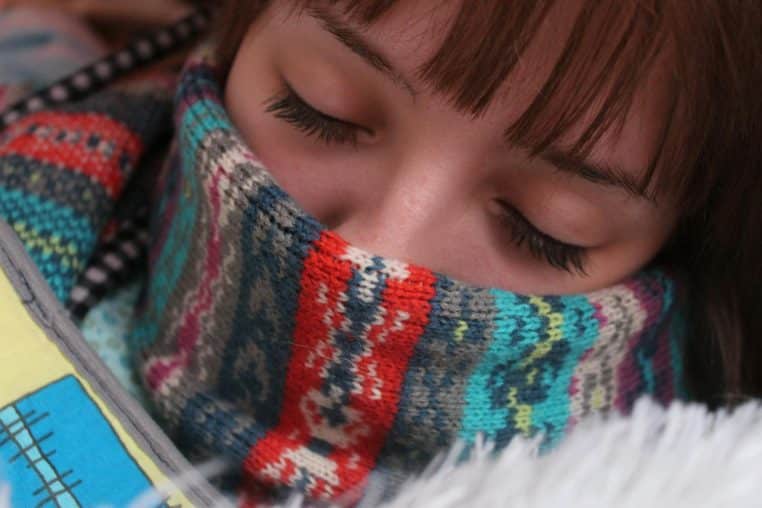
[0,44,687,505]
[129,48,687,503]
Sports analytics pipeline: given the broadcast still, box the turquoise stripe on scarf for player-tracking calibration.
[0,185,95,300]
[128,153,199,350]
[458,291,598,447]
[129,88,226,349]
[528,295,598,447]
[180,97,230,151]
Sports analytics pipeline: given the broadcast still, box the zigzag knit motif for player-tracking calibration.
[128,51,687,504]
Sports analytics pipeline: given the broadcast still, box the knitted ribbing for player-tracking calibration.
[130,49,687,504]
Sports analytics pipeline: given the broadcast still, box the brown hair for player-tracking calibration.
[213,0,762,405]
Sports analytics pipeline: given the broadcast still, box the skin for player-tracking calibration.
[224,0,679,295]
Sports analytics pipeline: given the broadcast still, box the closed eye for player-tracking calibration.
[493,200,588,275]
[264,82,371,147]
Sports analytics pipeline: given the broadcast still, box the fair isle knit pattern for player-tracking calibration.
[130,49,687,504]
[0,86,173,302]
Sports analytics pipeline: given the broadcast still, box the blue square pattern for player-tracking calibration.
[0,375,167,507]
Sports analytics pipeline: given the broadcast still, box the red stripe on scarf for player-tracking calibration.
[243,231,436,501]
[0,111,141,198]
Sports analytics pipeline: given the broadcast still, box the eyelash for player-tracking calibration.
[265,85,588,275]
[265,84,365,147]
[495,202,588,275]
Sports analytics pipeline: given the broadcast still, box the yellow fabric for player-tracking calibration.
[0,266,194,507]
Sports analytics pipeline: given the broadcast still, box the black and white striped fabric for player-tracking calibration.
[0,8,211,130]
[67,211,150,320]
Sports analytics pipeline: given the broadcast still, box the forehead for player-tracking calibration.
[289,0,675,196]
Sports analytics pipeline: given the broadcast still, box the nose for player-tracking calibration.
[326,155,470,270]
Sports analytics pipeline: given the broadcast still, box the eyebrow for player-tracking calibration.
[539,147,653,201]
[308,8,651,201]
[308,7,418,97]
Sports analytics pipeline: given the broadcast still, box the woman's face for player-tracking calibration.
[224,0,679,294]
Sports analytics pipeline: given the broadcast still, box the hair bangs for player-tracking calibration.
[323,0,690,202]
[217,0,745,207]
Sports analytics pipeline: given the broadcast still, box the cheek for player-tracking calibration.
[579,206,677,290]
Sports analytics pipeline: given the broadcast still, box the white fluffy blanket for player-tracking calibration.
[3,398,761,508]
[371,398,762,508]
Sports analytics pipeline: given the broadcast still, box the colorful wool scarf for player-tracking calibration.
[0,26,687,502]
[123,47,687,504]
